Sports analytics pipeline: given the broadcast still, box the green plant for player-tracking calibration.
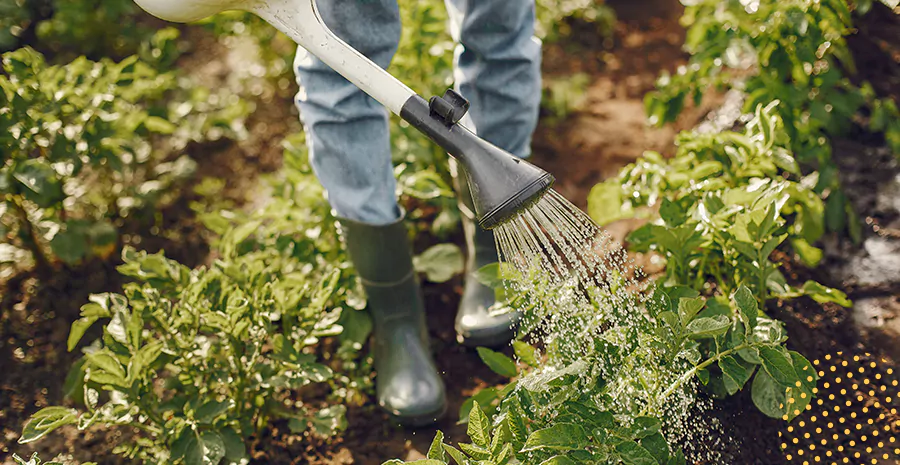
[0,0,162,60]
[19,243,350,463]
[645,0,900,238]
[535,0,616,43]
[542,73,591,123]
[386,278,818,464]
[0,47,247,271]
[588,102,852,306]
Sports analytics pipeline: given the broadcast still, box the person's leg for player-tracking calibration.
[445,0,542,346]
[294,0,401,225]
[293,0,446,425]
[445,0,542,159]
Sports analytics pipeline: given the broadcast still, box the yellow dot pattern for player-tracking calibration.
[782,352,899,464]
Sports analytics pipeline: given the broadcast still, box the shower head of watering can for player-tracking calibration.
[130,0,555,229]
[400,90,555,229]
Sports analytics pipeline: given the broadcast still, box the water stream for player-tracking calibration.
[493,188,724,461]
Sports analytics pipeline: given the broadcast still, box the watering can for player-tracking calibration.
[133,0,554,228]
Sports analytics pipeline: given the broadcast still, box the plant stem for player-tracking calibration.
[640,342,751,417]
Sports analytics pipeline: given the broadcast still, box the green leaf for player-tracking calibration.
[719,355,755,395]
[12,159,64,208]
[18,407,79,444]
[616,441,658,465]
[732,286,758,328]
[790,351,818,392]
[144,115,177,134]
[442,445,469,465]
[220,427,246,465]
[414,244,465,283]
[758,346,798,386]
[751,370,788,419]
[200,431,226,465]
[476,347,518,377]
[459,388,498,424]
[563,401,615,429]
[587,181,633,225]
[522,423,589,452]
[800,281,851,307]
[685,315,730,339]
[427,430,447,460]
[458,442,491,460]
[194,399,234,424]
[467,402,492,448]
[640,432,670,463]
[512,340,539,367]
[677,297,706,326]
[311,405,348,437]
[50,228,89,264]
[540,457,577,465]
[629,416,661,439]
[85,350,126,379]
[791,238,823,267]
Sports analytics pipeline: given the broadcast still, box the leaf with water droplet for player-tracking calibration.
[616,441,657,465]
[522,423,589,452]
[685,315,730,339]
[512,340,539,367]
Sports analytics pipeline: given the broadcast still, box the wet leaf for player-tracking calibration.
[685,315,730,339]
[522,423,589,452]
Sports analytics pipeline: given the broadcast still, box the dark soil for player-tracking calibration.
[4,1,900,465]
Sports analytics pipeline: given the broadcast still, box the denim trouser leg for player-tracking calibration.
[445,0,542,159]
[293,0,402,225]
[294,0,541,224]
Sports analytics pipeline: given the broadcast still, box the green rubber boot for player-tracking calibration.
[339,215,447,426]
[453,164,520,347]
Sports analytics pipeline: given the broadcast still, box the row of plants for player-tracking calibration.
[0,45,248,275]
[645,0,900,239]
[380,0,900,463]
[383,104,835,465]
[14,135,367,463]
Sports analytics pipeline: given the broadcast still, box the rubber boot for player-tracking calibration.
[453,164,520,347]
[338,215,446,426]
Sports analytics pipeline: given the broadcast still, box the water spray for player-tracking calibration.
[132,0,555,229]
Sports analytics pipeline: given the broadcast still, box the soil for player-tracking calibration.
[4,1,900,464]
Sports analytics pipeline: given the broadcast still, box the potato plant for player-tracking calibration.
[386,279,817,465]
[0,46,247,271]
[588,102,851,307]
[645,0,900,238]
[646,0,900,158]
[19,241,351,464]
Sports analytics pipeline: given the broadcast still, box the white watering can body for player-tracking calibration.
[133,0,415,114]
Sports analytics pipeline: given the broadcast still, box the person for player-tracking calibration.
[292,0,542,426]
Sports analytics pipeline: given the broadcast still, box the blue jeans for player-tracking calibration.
[294,0,542,225]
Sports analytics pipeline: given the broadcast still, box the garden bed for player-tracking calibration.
[3,0,900,464]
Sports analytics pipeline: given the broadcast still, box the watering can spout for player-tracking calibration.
[131,0,554,229]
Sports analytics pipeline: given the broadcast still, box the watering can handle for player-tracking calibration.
[133,0,417,114]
